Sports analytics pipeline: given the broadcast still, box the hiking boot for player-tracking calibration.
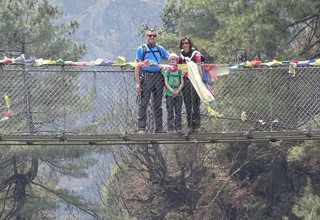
[187,127,200,135]
[193,127,200,133]
[137,130,145,134]
[187,128,193,135]
[155,128,165,133]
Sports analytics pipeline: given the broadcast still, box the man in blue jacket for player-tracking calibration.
[134,28,169,133]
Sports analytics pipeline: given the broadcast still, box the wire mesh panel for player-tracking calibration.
[0,65,320,138]
[211,66,320,132]
[207,66,320,134]
[0,65,137,135]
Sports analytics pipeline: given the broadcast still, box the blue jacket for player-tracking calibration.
[135,44,169,72]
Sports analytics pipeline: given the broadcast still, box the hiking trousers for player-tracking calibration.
[182,77,201,129]
[166,95,183,131]
[138,73,164,132]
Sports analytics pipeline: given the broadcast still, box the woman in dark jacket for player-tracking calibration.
[177,36,204,133]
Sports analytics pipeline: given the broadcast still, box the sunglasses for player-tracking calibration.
[147,34,157,37]
[182,42,189,45]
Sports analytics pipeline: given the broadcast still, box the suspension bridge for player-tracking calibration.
[1,64,320,145]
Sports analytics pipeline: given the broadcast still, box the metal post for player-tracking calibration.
[23,66,34,133]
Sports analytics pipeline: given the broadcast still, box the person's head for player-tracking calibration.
[179,36,193,51]
[168,53,178,65]
[146,28,157,44]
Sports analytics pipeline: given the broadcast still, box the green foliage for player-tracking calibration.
[0,69,99,218]
[292,140,320,169]
[161,1,181,35]
[0,144,98,218]
[102,165,136,220]
[293,178,320,219]
[19,198,58,219]
[0,0,86,59]
[38,146,97,177]
[160,0,320,63]
[0,8,96,212]
[287,145,305,162]
[157,32,181,54]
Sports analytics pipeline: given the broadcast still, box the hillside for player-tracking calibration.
[53,0,165,61]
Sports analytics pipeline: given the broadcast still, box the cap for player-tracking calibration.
[168,53,178,60]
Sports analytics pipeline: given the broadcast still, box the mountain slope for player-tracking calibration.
[54,0,165,61]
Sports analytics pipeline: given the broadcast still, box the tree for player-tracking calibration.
[0,145,101,219]
[0,1,104,219]
[160,0,320,63]
[103,143,208,219]
[0,0,86,60]
[0,68,103,218]
[293,178,320,219]
[128,2,320,217]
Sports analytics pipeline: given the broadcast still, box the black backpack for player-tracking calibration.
[142,44,162,61]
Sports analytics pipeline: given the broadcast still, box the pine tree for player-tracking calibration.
[160,0,320,62]
[0,1,103,219]
[293,178,320,219]
[0,0,86,59]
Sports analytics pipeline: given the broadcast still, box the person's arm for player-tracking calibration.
[164,73,175,94]
[176,75,184,94]
[135,47,143,93]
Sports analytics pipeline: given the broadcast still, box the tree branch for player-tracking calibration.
[31,181,102,220]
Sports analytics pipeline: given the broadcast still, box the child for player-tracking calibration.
[163,53,184,133]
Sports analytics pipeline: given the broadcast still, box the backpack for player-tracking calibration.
[201,67,211,84]
[142,44,162,61]
[167,69,182,88]
[167,69,182,78]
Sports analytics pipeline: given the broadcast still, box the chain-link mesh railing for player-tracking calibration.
[0,64,320,143]
[210,66,320,131]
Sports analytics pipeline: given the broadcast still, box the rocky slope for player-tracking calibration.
[54,0,165,61]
